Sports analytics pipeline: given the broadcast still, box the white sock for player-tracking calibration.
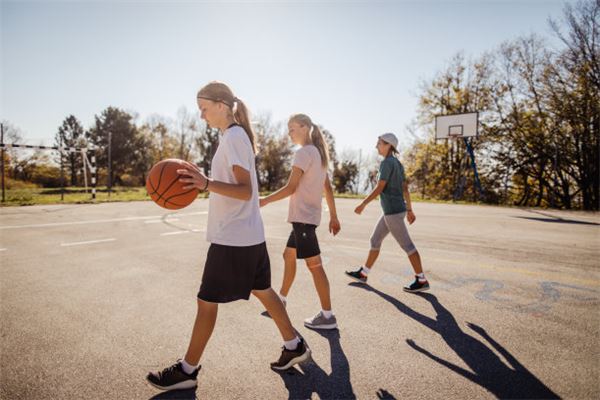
[180,358,197,375]
[361,266,371,275]
[278,293,287,303]
[284,336,301,350]
[322,309,333,319]
[417,273,426,281]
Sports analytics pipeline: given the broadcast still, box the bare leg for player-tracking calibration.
[252,288,296,341]
[183,299,218,366]
[365,249,380,269]
[305,255,331,311]
[408,251,423,275]
[279,247,297,297]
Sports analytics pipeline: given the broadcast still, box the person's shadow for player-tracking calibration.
[349,283,560,399]
[273,328,356,400]
[148,388,197,400]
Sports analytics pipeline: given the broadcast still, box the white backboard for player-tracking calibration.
[435,112,478,139]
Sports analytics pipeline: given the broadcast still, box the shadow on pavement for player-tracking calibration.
[148,388,197,400]
[274,328,356,400]
[349,282,560,399]
[376,388,397,399]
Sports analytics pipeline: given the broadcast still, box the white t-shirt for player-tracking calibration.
[287,144,327,226]
[206,125,265,246]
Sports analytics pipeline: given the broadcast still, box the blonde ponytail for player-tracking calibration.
[289,113,329,168]
[197,81,256,153]
[310,123,329,168]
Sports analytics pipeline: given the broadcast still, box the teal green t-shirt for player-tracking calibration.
[378,156,407,215]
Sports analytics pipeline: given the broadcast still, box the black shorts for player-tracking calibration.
[197,242,271,303]
[286,223,321,259]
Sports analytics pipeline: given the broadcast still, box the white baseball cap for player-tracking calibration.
[378,133,398,150]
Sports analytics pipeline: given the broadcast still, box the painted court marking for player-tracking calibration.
[0,211,208,230]
[160,229,204,236]
[0,248,6,252]
[60,238,116,247]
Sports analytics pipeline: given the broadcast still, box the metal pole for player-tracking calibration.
[60,137,64,201]
[91,152,97,200]
[463,137,484,200]
[107,131,112,198]
[1,123,5,203]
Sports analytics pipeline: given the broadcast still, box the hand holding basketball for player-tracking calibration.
[177,165,209,191]
[146,158,200,210]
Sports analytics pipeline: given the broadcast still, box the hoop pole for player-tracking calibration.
[463,137,484,199]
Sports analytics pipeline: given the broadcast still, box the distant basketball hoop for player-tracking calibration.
[435,112,478,140]
[433,112,483,199]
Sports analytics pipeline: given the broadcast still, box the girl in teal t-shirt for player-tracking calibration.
[346,133,429,292]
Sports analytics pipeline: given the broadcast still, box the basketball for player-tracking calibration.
[146,158,199,210]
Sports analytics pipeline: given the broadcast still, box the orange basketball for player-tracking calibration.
[146,159,199,210]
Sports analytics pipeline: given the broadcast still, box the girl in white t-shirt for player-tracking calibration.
[260,113,341,330]
[146,82,310,392]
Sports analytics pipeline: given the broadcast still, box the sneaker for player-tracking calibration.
[403,276,430,293]
[345,268,368,283]
[304,311,338,330]
[271,338,312,371]
[146,360,200,391]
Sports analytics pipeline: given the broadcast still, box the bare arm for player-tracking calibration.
[178,164,253,201]
[355,180,387,215]
[324,175,341,235]
[260,167,303,206]
[403,181,416,224]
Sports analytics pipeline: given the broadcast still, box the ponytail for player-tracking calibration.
[232,97,256,154]
[197,81,256,153]
[289,113,329,168]
[310,123,330,168]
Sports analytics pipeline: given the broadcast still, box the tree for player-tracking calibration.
[86,107,140,187]
[254,114,293,192]
[54,115,85,186]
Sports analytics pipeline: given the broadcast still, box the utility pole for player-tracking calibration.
[108,131,112,198]
[1,124,5,203]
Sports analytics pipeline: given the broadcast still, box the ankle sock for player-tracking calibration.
[322,309,333,319]
[417,273,427,282]
[361,266,371,276]
[180,358,198,375]
[284,336,301,350]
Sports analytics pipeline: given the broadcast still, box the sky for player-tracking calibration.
[1,0,573,157]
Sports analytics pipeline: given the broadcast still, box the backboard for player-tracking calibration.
[435,112,478,140]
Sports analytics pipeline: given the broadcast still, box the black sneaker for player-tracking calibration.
[271,338,312,371]
[403,276,430,293]
[146,360,200,391]
[345,268,368,283]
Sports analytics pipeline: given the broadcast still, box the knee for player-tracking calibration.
[370,235,382,250]
[283,248,295,262]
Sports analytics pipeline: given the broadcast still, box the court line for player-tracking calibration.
[160,229,204,236]
[0,248,7,252]
[0,211,207,230]
[60,238,116,247]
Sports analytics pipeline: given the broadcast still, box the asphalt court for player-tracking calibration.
[1,199,599,399]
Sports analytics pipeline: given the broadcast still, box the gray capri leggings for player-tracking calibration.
[369,212,417,255]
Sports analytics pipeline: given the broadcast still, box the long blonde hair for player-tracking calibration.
[197,81,256,153]
[289,113,329,168]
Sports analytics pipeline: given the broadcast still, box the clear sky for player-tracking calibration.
[1,0,572,155]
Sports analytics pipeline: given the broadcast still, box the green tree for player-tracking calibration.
[54,115,85,186]
[86,107,140,187]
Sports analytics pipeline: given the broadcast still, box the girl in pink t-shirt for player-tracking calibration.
[260,113,341,330]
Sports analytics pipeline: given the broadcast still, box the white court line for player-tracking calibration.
[60,238,116,247]
[145,218,180,224]
[0,211,207,230]
[160,229,204,236]
[0,248,6,252]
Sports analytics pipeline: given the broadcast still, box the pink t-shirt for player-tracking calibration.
[287,145,327,226]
